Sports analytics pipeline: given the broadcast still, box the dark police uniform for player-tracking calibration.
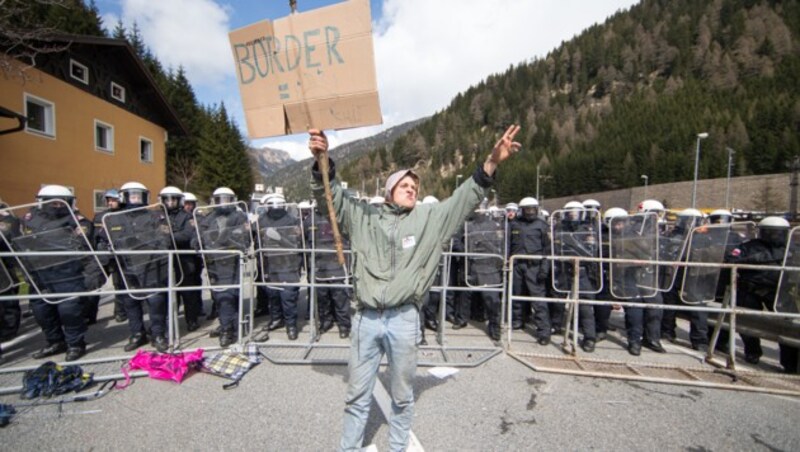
[727,236,798,372]
[193,205,250,346]
[466,212,505,341]
[105,206,172,351]
[93,204,126,322]
[258,207,303,339]
[306,210,351,337]
[168,204,202,331]
[508,212,550,341]
[21,205,93,360]
[0,209,21,343]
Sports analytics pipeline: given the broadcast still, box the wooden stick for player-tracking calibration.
[316,152,346,265]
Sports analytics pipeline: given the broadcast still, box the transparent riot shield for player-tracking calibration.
[680,223,730,304]
[0,200,108,302]
[657,219,696,292]
[609,212,659,299]
[464,212,506,288]
[194,202,251,290]
[310,209,350,283]
[775,226,800,314]
[103,203,181,300]
[255,203,305,286]
[550,209,602,295]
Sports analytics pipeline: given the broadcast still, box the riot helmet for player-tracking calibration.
[159,186,184,211]
[519,197,539,220]
[708,209,733,225]
[582,199,601,221]
[563,200,583,222]
[120,181,150,206]
[603,207,628,228]
[674,208,703,234]
[36,185,75,215]
[758,216,790,247]
[212,187,236,205]
[183,192,197,212]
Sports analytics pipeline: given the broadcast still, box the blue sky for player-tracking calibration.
[95,0,638,160]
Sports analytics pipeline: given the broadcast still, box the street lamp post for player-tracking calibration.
[725,147,735,209]
[692,132,709,209]
[641,174,649,199]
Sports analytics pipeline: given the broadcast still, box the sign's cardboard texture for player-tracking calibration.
[229,0,382,138]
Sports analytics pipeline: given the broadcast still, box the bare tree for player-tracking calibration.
[168,153,198,192]
[0,0,72,80]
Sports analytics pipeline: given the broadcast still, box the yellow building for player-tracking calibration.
[0,34,186,215]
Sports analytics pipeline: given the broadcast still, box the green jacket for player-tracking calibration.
[312,160,493,310]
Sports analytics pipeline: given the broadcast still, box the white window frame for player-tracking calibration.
[69,59,89,84]
[110,81,126,103]
[140,136,154,163]
[94,119,115,153]
[24,93,56,138]
[93,189,107,213]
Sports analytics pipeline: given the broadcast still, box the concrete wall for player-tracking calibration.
[540,173,793,213]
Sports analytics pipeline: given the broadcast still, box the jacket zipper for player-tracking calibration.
[380,214,400,309]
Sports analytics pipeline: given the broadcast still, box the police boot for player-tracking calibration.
[32,341,67,359]
[65,345,87,362]
[152,335,169,353]
[642,339,666,354]
[581,339,596,353]
[124,333,148,352]
[424,318,439,332]
[219,330,236,348]
[628,342,642,356]
[286,325,298,341]
[267,319,285,331]
[320,319,334,334]
[338,325,350,339]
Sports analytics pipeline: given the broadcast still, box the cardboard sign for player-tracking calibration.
[229,0,382,138]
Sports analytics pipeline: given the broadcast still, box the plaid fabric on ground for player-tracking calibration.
[201,343,262,389]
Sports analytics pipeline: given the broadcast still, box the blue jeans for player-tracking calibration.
[339,304,420,452]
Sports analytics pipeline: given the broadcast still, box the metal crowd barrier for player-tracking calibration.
[505,253,800,396]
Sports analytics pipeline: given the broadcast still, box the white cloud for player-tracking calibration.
[257,0,637,159]
[109,0,638,161]
[118,0,233,85]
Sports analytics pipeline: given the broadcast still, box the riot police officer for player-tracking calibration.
[160,186,203,332]
[509,197,551,344]
[552,201,598,352]
[92,189,126,323]
[193,187,250,347]
[727,216,798,372]
[22,185,94,361]
[306,206,351,339]
[583,199,612,341]
[604,208,664,355]
[466,208,505,341]
[661,208,709,351]
[0,199,21,344]
[109,181,171,353]
[258,193,303,340]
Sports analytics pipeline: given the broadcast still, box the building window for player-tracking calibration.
[94,120,114,153]
[70,59,89,84]
[140,137,153,163]
[24,93,56,137]
[110,81,125,102]
[93,189,107,213]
